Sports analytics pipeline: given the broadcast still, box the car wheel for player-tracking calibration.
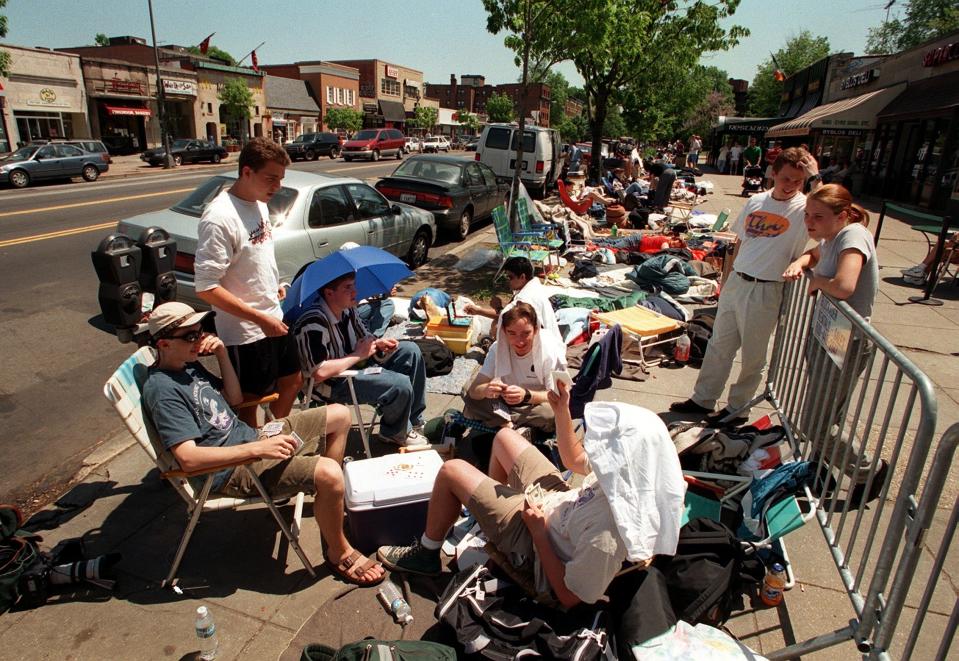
[406,228,430,268]
[212,154,221,164]
[8,169,30,189]
[173,155,183,167]
[329,147,340,159]
[396,148,402,160]
[81,165,100,182]
[456,208,473,241]
[305,149,317,161]
[372,150,380,162]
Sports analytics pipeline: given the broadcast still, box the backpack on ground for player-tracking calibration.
[301,640,456,661]
[662,518,764,627]
[686,313,715,367]
[410,338,455,377]
[0,505,43,614]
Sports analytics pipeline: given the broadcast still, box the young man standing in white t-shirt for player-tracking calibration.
[194,138,302,426]
[671,148,821,425]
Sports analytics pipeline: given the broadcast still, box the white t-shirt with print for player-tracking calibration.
[730,190,810,282]
[194,190,282,346]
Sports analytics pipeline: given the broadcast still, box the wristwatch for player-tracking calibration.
[806,173,822,185]
[521,388,532,404]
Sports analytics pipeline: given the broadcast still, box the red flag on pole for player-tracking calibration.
[251,49,259,72]
[198,32,215,55]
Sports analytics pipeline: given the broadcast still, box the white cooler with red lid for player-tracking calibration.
[343,450,444,552]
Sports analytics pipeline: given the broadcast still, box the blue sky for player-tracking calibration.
[4,0,892,85]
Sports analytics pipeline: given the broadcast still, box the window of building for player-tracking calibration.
[254,106,259,116]
[380,78,400,96]
[335,88,343,104]
[207,102,213,113]
[404,85,420,100]
[327,86,334,104]
[346,89,355,106]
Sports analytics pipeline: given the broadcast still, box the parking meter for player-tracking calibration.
[91,234,142,342]
[136,227,178,305]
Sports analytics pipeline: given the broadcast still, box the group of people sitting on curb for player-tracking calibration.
[137,138,886,608]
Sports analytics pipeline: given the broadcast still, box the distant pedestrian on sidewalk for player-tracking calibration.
[687,134,702,168]
[671,148,822,426]
[728,141,742,176]
[194,138,302,427]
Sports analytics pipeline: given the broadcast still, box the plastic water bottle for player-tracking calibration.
[194,606,219,660]
[673,333,691,363]
[377,579,413,625]
[761,563,787,607]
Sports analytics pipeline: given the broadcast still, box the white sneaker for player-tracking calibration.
[387,429,430,447]
[903,274,926,286]
[901,264,926,277]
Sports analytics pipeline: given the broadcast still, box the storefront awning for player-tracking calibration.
[379,100,407,123]
[878,71,959,121]
[767,84,905,138]
[105,105,152,117]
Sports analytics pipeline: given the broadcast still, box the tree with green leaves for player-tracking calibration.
[95,33,110,46]
[218,78,255,143]
[485,92,515,123]
[325,107,363,134]
[748,31,830,117]
[188,44,237,66]
[547,0,746,180]
[866,0,959,55]
[458,111,480,134]
[556,113,588,143]
[683,91,735,141]
[0,0,10,78]
[409,106,438,133]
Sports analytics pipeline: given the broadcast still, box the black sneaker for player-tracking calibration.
[669,399,714,415]
[848,460,889,507]
[704,408,749,428]
[377,539,441,576]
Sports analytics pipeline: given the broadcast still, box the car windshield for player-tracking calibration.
[172,139,191,149]
[170,176,299,222]
[393,159,461,184]
[353,130,378,141]
[4,147,37,161]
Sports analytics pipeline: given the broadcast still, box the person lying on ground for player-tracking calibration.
[901,232,959,285]
[141,302,384,586]
[376,384,685,608]
[292,272,429,448]
[462,302,566,435]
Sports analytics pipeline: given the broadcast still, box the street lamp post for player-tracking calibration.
[147,0,174,168]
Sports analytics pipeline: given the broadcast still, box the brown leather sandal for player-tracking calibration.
[325,549,385,587]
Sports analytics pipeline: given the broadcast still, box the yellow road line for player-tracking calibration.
[0,187,193,219]
[0,220,117,248]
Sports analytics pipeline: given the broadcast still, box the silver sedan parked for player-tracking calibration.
[116,170,436,309]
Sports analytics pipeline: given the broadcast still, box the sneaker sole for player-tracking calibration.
[376,550,441,576]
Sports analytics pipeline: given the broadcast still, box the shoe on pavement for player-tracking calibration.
[377,539,442,576]
[669,399,714,415]
[903,274,926,286]
[384,429,430,447]
[901,264,926,277]
[704,408,749,428]
[848,460,889,507]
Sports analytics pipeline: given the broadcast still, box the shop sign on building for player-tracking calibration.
[163,79,197,96]
[385,65,398,78]
[822,129,864,136]
[108,76,145,95]
[922,42,959,67]
[840,69,877,90]
[26,87,70,107]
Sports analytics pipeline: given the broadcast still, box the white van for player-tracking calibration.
[475,124,562,195]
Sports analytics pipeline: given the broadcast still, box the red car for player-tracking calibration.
[343,128,406,162]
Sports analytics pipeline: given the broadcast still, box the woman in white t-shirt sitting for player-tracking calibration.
[784,184,884,505]
[462,302,567,436]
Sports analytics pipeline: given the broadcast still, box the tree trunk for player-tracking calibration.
[509,4,532,232]
[589,90,609,183]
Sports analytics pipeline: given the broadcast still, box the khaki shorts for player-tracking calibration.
[468,447,570,561]
[219,407,327,499]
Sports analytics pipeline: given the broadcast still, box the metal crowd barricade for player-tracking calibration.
[739,276,942,660]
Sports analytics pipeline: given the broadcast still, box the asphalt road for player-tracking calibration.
[0,154,465,508]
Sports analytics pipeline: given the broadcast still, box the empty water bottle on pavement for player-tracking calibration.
[761,562,787,607]
[377,579,413,625]
[194,605,219,660]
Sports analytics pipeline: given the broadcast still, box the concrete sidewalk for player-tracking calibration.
[2,174,957,660]
[101,153,233,180]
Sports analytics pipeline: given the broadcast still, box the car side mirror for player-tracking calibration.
[391,204,402,215]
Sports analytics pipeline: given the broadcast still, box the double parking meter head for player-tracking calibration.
[136,227,178,305]
[91,234,143,337]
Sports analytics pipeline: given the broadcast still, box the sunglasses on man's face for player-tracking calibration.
[168,330,202,343]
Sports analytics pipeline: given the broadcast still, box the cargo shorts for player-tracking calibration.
[467,446,570,562]
[219,407,328,499]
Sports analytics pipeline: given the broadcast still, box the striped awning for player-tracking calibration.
[767,84,905,138]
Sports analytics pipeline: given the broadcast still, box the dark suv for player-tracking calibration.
[284,132,342,161]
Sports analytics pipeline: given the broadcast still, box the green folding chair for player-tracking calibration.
[491,205,550,281]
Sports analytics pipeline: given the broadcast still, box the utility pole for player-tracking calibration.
[147,0,174,168]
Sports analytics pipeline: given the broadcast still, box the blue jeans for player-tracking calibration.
[357,298,395,338]
[329,341,426,438]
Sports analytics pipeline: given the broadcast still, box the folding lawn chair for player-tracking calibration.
[104,346,316,587]
[491,205,551,281]
[301,371,377,460]
[590,306,683,369]
[556,179,592,215]
[516,198,563,268]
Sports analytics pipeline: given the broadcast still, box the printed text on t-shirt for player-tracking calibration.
[744,210,790,238]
